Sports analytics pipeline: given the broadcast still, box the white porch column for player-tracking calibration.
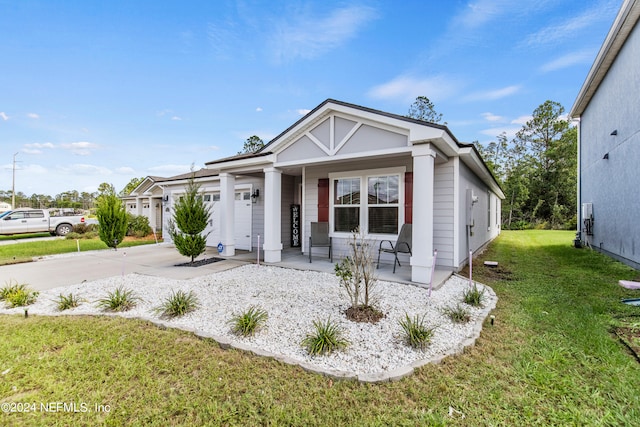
[148,196,157,232]
[410,144,436,283]
[263,167,283,263]
[220,173,236,256]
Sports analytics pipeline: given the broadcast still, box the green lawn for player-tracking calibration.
[1,230,639,426]
[0,238,159,265]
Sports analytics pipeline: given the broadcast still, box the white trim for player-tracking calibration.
[275,146,412,169]
[328,166,406,239]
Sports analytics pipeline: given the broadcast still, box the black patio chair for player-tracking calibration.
[377,224,412,273]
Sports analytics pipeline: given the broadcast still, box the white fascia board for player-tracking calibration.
[459,147,505,199]
[208,155,275,174]
[274,146,413,169]
[409,126,459,157]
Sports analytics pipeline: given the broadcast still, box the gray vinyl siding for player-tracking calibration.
[433,161,455,268]
[578,17,640,268]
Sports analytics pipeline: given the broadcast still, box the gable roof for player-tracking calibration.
[204,98,503,198]
[570,0,640,117]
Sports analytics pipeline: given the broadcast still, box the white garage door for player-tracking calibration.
[205,191,253,251]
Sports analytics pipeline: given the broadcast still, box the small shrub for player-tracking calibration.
[56,293,81,311]
[127,213,152,237]
[65,232,82,240]
[97,286,140,312]
[398,313,435,350]
[84,231,99,239]
[302,318,350,356]
[72,223,89,234]
[442,303,471,323]
[463,284,486,307]
[154,290,200,318]
[228,306,268,336]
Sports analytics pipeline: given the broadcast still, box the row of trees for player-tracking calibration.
[407,97,577,229]
[1,178,145,211]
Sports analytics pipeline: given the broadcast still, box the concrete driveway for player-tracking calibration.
[1,244,249,291]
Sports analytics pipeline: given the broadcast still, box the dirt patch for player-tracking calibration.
[345,305,384,323]
[613,317,640,362]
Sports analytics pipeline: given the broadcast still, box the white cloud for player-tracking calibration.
[296,109,311,116]
[481,112,503,122]
[523,2,617,47]
[464,85,521,102]
[540,49,595,72]
[368,75,461,103]
[27,113,40,119]
[21,164,48,174]
[60,141,99,156]
[0,112,8,121]
[147,164,192,174]
[256,107,263,112]
[25,142,55,149]
[115,166,136,174]
[479,126,521,139]
[453,0,508,29]
[57,164,112,176]
[171,116,182,121]
[511,115,531,125]
[269,5,377,62]
[22,149,43,154]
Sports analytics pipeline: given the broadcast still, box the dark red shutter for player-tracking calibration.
[404,172,413,224]
[318,178,329,222]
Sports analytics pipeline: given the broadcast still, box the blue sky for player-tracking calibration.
[0,0,622,197]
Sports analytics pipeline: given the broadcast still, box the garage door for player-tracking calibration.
[205,191,253,251]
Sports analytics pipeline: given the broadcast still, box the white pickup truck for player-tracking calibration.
[0,208,86,236]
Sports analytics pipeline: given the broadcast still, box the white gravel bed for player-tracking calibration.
[1,265,497,379]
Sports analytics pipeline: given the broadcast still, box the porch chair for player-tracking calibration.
[377,224,412,273]
[309,222,332,263]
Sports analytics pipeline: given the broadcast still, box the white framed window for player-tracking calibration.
[203,194,211,202]
[330,167,405,236]
[212,193,220,202]
[333,177,360,232]
[368,175,400,234]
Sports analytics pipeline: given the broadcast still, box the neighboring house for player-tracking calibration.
[0,202,12,213]
[570,0,640,269]
[127,99,504,283]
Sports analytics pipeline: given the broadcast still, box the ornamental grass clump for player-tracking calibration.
[154,290,200,318]
[441,303,471,323]
[228,306,268,336]
[302,318,350,356]
[398,313,435,350]
[97,286,140,312]
[1,281,39,308]
[56,293,81,311]
[463,283,486,307]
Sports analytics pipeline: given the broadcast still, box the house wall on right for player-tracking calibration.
[577,4,640,269]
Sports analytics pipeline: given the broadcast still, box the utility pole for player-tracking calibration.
[12,152,18,208]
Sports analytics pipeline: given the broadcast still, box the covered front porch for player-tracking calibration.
[228,247,453,289]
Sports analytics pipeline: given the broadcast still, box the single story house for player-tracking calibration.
[126,99,504,283]
[570,0,640,269]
